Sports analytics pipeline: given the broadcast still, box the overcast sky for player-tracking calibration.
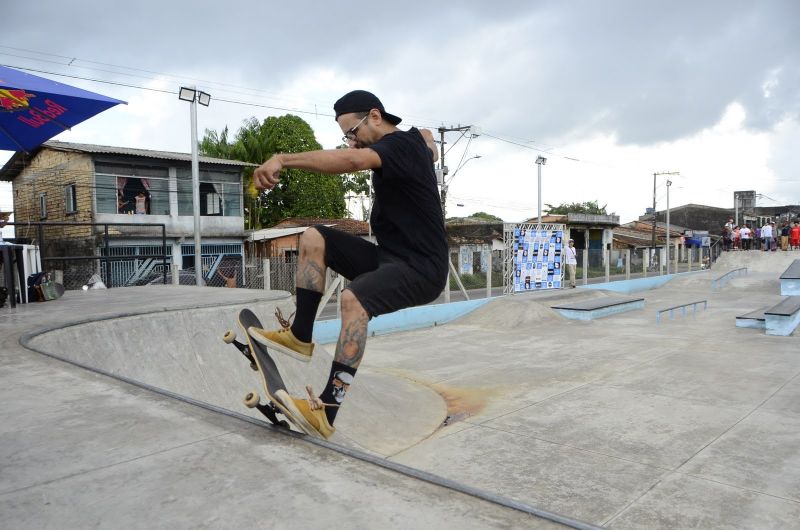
[2,0,799,227]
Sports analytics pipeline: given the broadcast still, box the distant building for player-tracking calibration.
[0,140,253,287]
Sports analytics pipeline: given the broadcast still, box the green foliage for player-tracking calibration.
[469,211,503,222]
[201,115,349,228]
[545,200,608,215]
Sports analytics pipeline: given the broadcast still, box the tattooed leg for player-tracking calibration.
[288,227,326,342]
[315,289,365,424]
[335,289,369,369]
[297,227,326,293]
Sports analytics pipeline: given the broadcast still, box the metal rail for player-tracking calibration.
[656,300,708,323]
[711,267,748,291]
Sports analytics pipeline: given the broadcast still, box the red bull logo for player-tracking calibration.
[0,88,35,112]
[0,87,68,128]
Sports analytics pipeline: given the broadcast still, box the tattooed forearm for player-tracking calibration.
[298,259,325,292]
[335,314,369,369]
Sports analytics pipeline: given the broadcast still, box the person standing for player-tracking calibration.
[740,224,751,251]
[790,221,800,251]
[762,220,774,251]
[247,90,446,439]
[780,221,790,251]
[565,238,578,288]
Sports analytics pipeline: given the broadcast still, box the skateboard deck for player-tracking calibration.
[223,308,323,438]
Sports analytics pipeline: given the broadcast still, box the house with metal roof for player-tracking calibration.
[0,140,254,287]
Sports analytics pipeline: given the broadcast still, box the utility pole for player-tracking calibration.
[651,171,680,256]
[437,125,474,218]
[535,156,547,225]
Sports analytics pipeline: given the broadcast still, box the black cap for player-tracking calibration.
[334,90,402,125]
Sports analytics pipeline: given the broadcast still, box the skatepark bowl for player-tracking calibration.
[3,250,800,528]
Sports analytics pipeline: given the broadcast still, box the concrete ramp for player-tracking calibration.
[25,295,445,457]
[713,250,799,274]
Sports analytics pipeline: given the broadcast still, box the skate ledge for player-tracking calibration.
[313,298,491,344]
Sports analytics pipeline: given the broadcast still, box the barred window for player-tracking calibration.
[39,192,47,219]
[65,184,78,214]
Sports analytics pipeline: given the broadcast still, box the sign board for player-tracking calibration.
[511,225,565,291]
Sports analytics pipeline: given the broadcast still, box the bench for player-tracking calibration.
[764,296,800,336]
[656,300,708,323]
[779,259,800,296]
[550,295,645,321]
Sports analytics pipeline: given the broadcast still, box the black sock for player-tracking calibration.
[319,361,357,425]
[290,288,322,342]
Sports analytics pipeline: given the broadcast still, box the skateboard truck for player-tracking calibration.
[244,391,290,429]
[222,330,258,371]
[223,328,291,430]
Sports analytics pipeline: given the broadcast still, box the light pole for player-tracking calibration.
[651,171,679,266]
[666,179,672,275]
[178,86,211,286]
[535,156,547,226]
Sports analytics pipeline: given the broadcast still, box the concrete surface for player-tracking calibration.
[1,287,556,529]
[2,250,800,528]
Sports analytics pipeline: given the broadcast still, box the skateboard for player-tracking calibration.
[223,308,294,431]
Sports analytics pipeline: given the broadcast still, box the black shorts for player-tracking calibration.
[314,225,441,318]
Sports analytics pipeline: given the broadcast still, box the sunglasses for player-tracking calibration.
[342,114,369,143]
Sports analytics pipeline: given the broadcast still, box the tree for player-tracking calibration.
[201,115,349,228]
[544,200,609,215]
[469,211,504,222]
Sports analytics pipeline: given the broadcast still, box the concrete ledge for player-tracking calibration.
[735,308,767,329]
[313,298,492,344]
[765,296,800,336]
[780,278,800,296]
[780,259,800,295]
[550,297,645,321]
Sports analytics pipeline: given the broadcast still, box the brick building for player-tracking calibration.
[0,141,252,287]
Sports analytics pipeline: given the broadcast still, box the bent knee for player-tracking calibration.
[341,289,366,315]
[299,227,325,255]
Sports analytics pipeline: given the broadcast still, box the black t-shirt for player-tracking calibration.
[368,127,448,286]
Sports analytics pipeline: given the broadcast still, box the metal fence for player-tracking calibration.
[6,221,167,290]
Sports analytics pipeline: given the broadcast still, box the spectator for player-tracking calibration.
[722,225,732,252]
[780,221,790,251]
[733,226,741,250]
[790,221,800,251]
[762,220,774,251]
[740,224,751,250]
[753,225,761,250]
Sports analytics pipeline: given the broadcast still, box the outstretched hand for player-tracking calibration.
[253,155,283,190]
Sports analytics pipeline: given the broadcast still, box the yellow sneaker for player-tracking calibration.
[248,326,314,362]
[274,390,335,439]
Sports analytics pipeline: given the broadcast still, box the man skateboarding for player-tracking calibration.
[248,90,447,438]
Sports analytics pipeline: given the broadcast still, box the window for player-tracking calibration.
[95,173,170,215]
[39,192,47,219]
[177,169,241,217]
[65,184,77,214]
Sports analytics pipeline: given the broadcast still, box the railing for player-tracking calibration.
[5,221,168,289]
[656,300,708,323]
[711,267,748,291]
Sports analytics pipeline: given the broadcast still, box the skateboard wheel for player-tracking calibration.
[244,392,260,408]
[223,330,236,344]
[249,362,258,371]
[277,420,290,429]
